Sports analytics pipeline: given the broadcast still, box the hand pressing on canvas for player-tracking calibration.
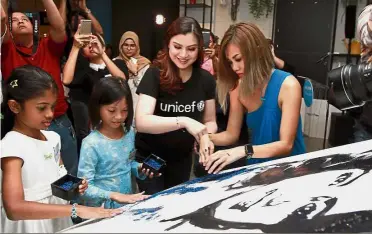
[199,134,214,166]
[205,148,242,174]
[110,191,150,204]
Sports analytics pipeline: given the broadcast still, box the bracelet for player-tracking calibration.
[71,203,78,219]
[85,8,92,14]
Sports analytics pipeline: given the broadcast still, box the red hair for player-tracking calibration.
[153,17,204,95]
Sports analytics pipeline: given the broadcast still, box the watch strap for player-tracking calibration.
[245,144,254,159]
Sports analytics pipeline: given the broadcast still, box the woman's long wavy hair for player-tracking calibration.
[217,22,274,112]
[153,17,204,95]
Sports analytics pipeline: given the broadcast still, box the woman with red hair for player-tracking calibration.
[135,17,217,194]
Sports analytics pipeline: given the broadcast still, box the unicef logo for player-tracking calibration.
[197,101,205,112]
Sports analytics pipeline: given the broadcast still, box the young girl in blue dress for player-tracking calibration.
[78,77,153,209]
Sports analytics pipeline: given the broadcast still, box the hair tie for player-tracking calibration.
[10,80,18,88]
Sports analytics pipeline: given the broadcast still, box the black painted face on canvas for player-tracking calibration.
[209,169,364,225]
[160,152,372,232]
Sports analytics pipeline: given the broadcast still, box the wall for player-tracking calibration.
[112,0,179,60]
[87,0,112,44]
[334,0,367,53]
[180,0,274,40]
[213,0,274,39]
[182,0,367,51]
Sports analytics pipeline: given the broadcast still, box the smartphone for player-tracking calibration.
[130,57,138,65]
[202,31,211,48]
[80,19,92,35]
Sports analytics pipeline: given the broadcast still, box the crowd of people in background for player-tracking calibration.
[0,0,317,232]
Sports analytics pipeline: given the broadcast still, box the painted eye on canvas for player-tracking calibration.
[329,172,353,186]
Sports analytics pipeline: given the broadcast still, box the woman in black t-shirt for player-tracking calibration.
[135,17,217,194]
[62,29,128,153]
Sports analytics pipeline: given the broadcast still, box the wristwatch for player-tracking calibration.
[244,144,254,159]
[85,8,91,14]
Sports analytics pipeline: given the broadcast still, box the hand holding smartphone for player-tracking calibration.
[130,57,138,65]
[202,31,211,49]
[79,19,92,35]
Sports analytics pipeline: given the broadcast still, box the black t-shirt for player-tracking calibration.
[66,55,129,104]
[135,67,216,160]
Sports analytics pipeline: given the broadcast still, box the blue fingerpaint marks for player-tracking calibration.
[131,207,163,215]
[149,167,255,199]
[130,206,163,221]
[126,167,260,222]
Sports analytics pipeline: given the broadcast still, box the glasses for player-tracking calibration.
[123,44,136,49]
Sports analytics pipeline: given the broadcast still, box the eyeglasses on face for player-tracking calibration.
[123,43,136,49]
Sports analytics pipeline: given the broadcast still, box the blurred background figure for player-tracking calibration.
[114,31,151,115]
[201,32,219,77]
[267,39,295,75]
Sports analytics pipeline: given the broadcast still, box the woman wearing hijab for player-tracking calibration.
[114,31,151,111]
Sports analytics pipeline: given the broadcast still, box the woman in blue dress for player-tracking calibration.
[204,22,306,173]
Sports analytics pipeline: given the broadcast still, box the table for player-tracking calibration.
[62,140,372,233]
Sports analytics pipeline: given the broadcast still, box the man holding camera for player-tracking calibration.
[351,2,372,143]
[1,0,78,176]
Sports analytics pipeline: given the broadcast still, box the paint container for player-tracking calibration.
[142,154,166,174]
[51,174,83,201]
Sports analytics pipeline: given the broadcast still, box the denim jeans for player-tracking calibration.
[349,121,372,144]
[48,114,79,176]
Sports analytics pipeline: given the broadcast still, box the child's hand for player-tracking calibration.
[138,163,162,179]
[76,205,123,219]
[110,191,150,204]
[78,179,88,195]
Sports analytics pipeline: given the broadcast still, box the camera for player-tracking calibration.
[327,62,372,110]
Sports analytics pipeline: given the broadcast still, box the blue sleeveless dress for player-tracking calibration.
[245,69,306,165]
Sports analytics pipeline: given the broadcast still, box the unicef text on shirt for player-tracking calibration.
[160,101,205,113]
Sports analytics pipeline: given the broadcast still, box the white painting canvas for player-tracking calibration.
[62,140,372,233]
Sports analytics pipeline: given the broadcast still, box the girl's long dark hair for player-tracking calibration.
[1,65,58,139]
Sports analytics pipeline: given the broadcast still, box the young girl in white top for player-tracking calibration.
[1,65,122,233]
